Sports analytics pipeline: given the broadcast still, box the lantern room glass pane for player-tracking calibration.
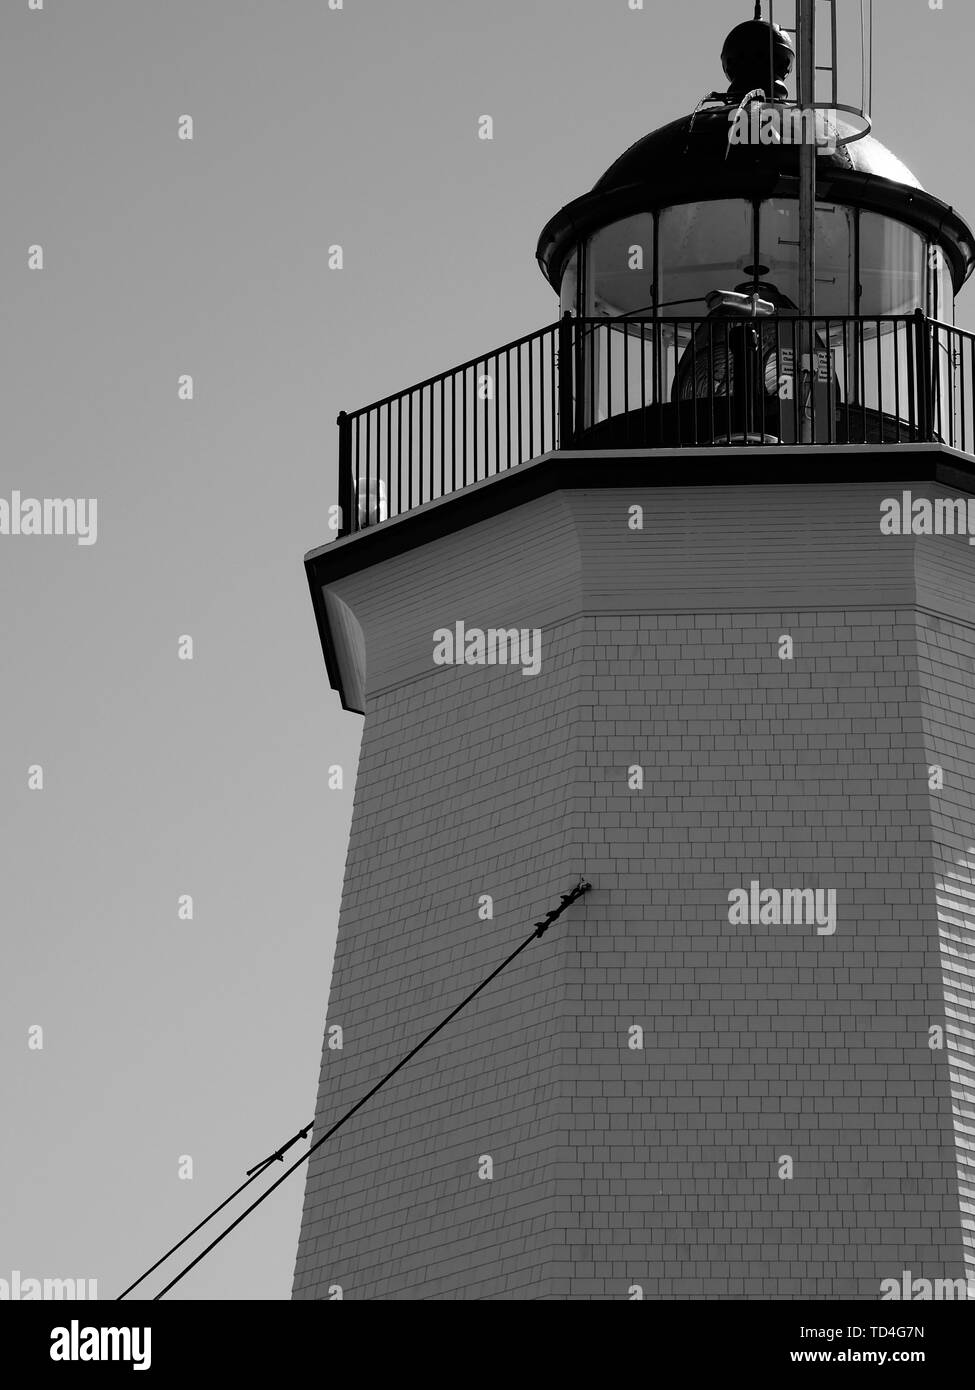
[586,214,655,317]
[928,246,954,324]
[812,203,855,316]
[755,201,854,314]
[757,200,800,307]
[657,201,753,314]
[860,212,925,315]
[560,248,579,317]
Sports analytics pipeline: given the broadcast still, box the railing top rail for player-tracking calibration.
[927,314,970,335]
[345,318,563,422]
[575,313,930,326]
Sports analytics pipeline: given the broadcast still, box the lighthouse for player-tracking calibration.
[294,3,975,1300]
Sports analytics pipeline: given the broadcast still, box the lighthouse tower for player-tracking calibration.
[294,6,975,1300]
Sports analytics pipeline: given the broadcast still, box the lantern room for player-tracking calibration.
[536,12,975,448]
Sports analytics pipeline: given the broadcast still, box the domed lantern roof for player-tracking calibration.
[592,116,924,198]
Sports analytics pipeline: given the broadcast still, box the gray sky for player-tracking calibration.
[1,0,972,1301]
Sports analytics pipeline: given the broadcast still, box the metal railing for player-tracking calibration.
[337,311,975,535]
[338,323,560,536]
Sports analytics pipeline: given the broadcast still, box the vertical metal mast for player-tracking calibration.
[797,0,816,440]
[797,0,817,320]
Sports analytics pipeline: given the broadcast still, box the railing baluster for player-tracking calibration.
[654,319,663,446]
[396,395,403,519]
[775,319,782,443]
[473,362,478,478]
[723,319,728,444]
[439,379,445,500]
[961,331,969,455]
[558,313,573,450]
[693,319,701,447]
[932,328,941,442]
[858,319,866,443]
[419,383,426,503]
[623,324,630,445]
[337,411,352,537]
[671,319,679,447]
[914,308,930,442]
[607,323,613,426]
[450,372,456,494]
[904,315,911,444]
[639,320,647,447]
[893,320,902,445]
[364,409,371,530]
[548,331,555,454]
[506,348,513,469]
[876,319,883,440]
[353,415,359,530]
[533,340,540,462]
[527,343,535,460]
[484,356,492,475]
[408,389,415,507]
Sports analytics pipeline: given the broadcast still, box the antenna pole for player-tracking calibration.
[797,0,816,441]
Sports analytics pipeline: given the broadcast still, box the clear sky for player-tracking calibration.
[1,0,972,1301]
